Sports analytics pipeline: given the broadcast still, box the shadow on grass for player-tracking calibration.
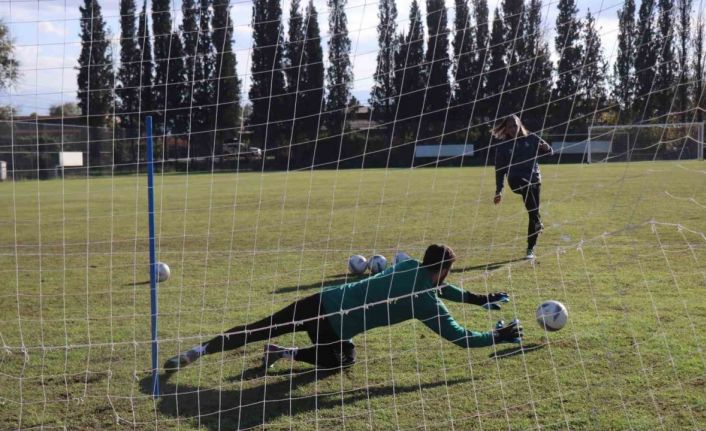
[142,367,473,430]
[451,258,527,273]
[489,343,545,359]
[274,275,366,294]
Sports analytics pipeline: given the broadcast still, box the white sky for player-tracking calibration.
[0,0,629,115]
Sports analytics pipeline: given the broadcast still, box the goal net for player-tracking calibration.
[587,123,705,163]
[1,0,705,429]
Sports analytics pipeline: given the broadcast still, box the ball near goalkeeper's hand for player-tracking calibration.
[493,319,523,344]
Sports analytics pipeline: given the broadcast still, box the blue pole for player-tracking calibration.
[146,116,160,397]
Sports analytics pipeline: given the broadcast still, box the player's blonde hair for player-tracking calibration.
[491,114,529,139]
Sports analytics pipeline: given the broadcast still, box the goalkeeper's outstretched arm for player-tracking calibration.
[420,305,494,348]
[437,284,510,310]
[419,302,522,348]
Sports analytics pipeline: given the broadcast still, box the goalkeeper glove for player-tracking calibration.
[480,292,510,310]
[493,319,523,344]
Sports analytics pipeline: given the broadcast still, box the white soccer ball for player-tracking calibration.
[348,255,368,274]
[536,300,568,331]
[156,262,171,282]
[393,251,412,265]
[368,254,388,274]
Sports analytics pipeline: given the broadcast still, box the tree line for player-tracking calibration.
[72,0,706,168]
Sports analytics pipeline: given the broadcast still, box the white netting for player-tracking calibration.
[1,0,705,429]
[586,122,704,162]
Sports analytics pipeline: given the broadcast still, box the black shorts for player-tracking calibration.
[508,175,539,193]
[295,294,357,368]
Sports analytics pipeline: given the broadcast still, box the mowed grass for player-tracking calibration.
[1,161,705,430]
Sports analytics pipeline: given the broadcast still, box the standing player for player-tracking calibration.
[492,115,554,259]
[164,244,522,372]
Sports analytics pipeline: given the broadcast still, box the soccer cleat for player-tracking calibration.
[262,344,285,369]
[525,248,536,260]
[163,347,203,372]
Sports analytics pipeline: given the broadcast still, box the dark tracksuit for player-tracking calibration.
[203,260,494,368]
[494,134,553,250]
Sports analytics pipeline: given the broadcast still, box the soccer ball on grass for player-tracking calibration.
[535,300,568,331]
[348,255,368,274]
[156,262,171,282]
[393,251,412,265]
[368,255,388,274]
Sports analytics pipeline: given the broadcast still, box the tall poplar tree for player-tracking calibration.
[451,0,475,132]
[485,8,507,120]
[181,0,198,133]
[193,0,216,153]
[212,0,241,150]
[370,0,398,127]
[166,32,187,135]
[675,0,692,118]
[654,0,676,117]
[551,0,583,131]
[693,12,705,121]
[469,0,489,124]
[581,10,608,125]
[634,0,657,120]
[614,0,636,119]
[295,0,324,167]
[323,0,352,164]
[523,0,552,131]
[285,0,305,144]
[77,0,114,166]
[394,0,426,149]
[501,0,526,116]
[117,0,141,132]
[300,0,324,139]
[137,0,153,124]
[151,0,174,130]
[249,0,286,156]
[424,0,451,139]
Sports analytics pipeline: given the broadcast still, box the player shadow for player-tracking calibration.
[489,343,545,359]
[274,275,366,294]
[142,368,473,430]
[451,258,526,273]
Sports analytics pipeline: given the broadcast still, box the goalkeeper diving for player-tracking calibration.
[164,244,523,371]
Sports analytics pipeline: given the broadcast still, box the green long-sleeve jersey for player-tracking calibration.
[320,259,494,348]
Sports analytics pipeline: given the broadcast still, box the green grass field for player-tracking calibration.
[1,161,705,430]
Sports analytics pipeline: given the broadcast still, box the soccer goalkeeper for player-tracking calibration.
[164,244,522,372]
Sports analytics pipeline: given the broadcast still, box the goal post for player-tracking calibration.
[145,116,160,398]
[587,123,705,163]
